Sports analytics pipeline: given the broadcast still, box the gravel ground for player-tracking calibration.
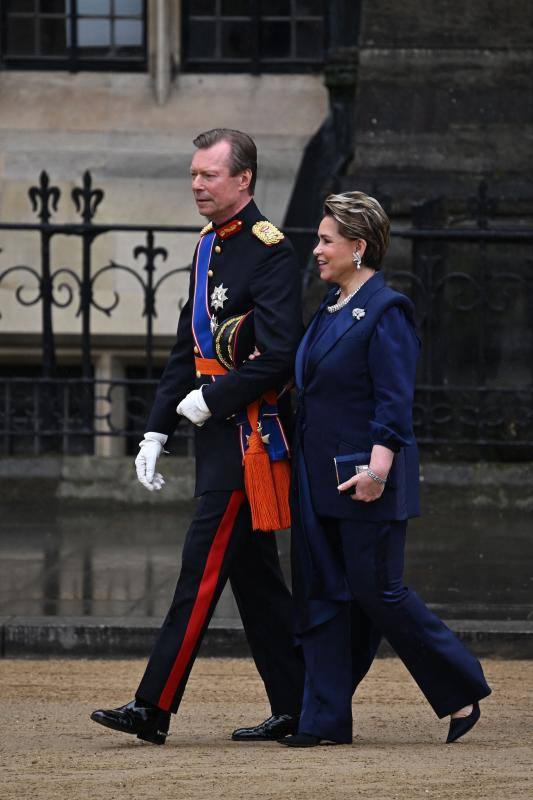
[1,658,532,800]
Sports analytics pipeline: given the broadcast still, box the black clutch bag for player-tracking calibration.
[213,310,255,370]
[334,452,371,489]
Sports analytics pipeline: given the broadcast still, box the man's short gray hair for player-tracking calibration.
[193,128,257,195]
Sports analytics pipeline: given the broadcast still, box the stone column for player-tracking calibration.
[154,0,172,105]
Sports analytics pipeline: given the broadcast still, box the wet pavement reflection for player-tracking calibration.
[0,502,531,621]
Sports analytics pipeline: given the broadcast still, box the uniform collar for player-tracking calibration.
[212,199,260,239]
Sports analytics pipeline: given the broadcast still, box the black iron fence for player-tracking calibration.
[0,171,198,456]
[0,172,532,458]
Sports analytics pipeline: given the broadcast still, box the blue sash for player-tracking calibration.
[191,232,289,463]
[192,231,217,358]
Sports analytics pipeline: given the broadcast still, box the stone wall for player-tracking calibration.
[2,454,532,512]
[346,0,533,210]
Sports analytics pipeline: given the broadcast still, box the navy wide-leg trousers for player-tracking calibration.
[298,518,491,743]
[136,490,304,716]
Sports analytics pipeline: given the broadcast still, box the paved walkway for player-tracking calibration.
[1,657,532,800]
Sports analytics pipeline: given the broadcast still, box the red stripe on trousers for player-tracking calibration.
[158,490,245,711]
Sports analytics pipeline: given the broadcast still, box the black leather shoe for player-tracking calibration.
[231,714,299,741]
[446,701,480,744]
[90,700,170,745]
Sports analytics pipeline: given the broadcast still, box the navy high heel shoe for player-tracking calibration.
[446,701,480,743]
[280,733,322,747]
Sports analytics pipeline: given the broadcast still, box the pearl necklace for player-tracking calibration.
[326,279,368,314]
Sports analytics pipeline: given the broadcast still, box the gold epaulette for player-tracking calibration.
[252,220,285,246]
[200,221,213,236]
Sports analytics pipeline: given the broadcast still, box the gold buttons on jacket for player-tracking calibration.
[193,345,199,354]
[214,245,221,254]
[196,370,201,378]
[208,269,214,277]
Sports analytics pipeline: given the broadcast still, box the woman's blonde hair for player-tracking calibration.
[323,191,390,269]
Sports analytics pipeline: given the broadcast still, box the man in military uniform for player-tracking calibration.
[91,128,304,745]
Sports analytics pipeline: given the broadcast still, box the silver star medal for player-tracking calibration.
[211,284,229,311]
[210,283,229,334]
[246,421,270,445]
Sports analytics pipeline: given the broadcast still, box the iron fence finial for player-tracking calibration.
[28,171,61,224]
[72,171,104,223]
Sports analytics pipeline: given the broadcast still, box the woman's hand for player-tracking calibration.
[337,444,394,501]
[337,470,385,502]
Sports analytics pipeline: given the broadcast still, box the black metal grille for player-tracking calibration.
[0,171,196,455]
[0,172,532,457]
[182,0,325,74]
[0,0,147,72]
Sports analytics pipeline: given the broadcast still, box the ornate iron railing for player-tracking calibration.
[390,187,533,456]
[0,172,532,457]
[0,171,200,455]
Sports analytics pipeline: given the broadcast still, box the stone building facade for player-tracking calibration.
[0,1,531,456]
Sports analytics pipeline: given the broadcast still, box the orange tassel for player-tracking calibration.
[271,459,291,529]
[244,430,281,531]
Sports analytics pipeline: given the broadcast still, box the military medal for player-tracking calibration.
[210,316,219,335]
[210,283,229,311]
[246,421,270,445]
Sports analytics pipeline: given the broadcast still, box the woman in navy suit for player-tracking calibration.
[281,192,491,747]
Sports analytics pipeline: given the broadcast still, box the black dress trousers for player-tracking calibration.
[136,200,305,718]
[136,489,304,716]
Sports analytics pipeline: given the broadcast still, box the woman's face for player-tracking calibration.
[313,215,363,285]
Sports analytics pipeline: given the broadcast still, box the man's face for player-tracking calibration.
[190,140,250,223]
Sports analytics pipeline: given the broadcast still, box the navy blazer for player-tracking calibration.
[295,272,420,522]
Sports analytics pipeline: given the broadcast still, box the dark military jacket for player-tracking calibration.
[146,199,303,495]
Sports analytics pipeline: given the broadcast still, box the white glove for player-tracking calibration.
[176,387,211,426]
[135,431,168,492]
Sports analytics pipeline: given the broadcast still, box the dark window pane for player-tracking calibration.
[189,0,215,15]
[115,44,143,56]
[77,18,111,47]
[266,0,291,15]
[295,20,322,57]
[115,0,142,14]
[78,0,110,14]
[7,0,35,11]
[115,19,143,46]
[221,21,251,59]
[295,0,323,14]
[41,17,68,53]
[260,21,291,58]
[220,0,249,15]
[6,18,36,54]
[188,21,216,58]
[40,0,71,12]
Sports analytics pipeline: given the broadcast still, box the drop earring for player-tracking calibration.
[352,250,362,269]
